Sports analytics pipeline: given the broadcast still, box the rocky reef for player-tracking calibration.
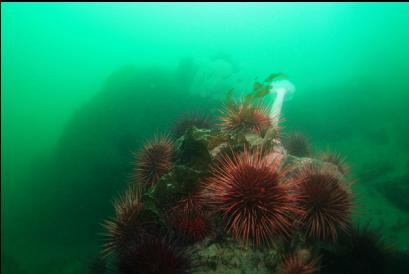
[145,126,346,274]
[97,74,407,274]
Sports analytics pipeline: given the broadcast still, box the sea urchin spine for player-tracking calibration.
[296,164,353,241]
[219,101,271,133]
[318,151,350,176]
[117,235,194,274]
[279,253,320,274]
[135,135,173,187]
[203,148,302,246]
[168,192,212,243]
[283,132,312,157]
[102,184,146,256]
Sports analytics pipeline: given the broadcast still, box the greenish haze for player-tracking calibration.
[2,2,409,273]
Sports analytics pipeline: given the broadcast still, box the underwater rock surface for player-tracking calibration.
[99,76,364,273]
[193,239,271,274]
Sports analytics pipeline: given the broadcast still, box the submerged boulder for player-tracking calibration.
[26,64,222,246]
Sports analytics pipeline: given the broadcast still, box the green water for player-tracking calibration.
[2,2,409,273]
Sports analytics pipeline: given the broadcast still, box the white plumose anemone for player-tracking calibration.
[269,79,296,124]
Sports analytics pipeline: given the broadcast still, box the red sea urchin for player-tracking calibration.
[170,211,212,243]
[320,225,392,274]
[117,235,194,274]
[102,184,147,256]
[318,151,350,176]
[296,165,353,241]
[168,192,212,242]
[203,148,302,246]
[219,101,271,133]
[135,135,173,187]
[282,132,312,157]
[279,254,320,274]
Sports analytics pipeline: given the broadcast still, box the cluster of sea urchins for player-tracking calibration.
[102,134,198,274]
[202,148,353,247]
[102,171,197,273]
[101,94,358,273]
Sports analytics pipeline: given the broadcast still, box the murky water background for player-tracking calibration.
[2,3,409,273]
